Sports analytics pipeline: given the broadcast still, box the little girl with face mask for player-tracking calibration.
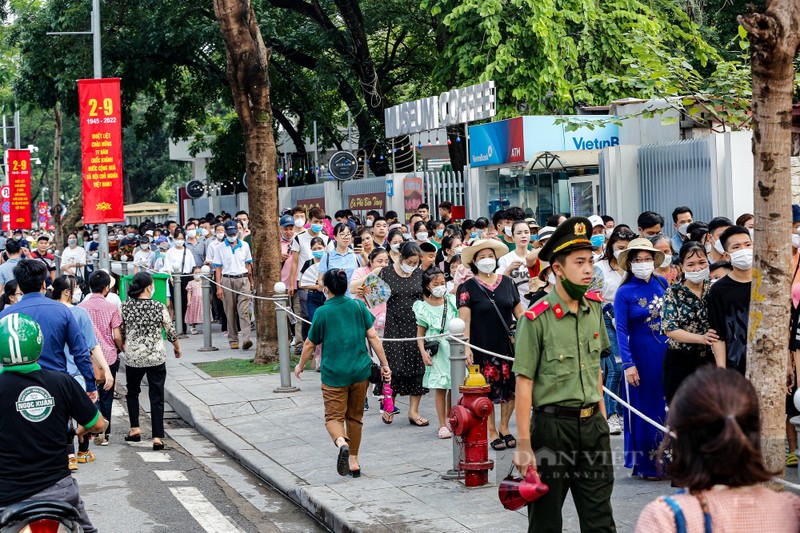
[413,267,459,439]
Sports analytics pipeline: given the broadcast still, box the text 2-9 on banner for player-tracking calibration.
[78,78,124,224]
[6,150,31,230]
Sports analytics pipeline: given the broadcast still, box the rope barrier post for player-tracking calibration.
[442,317,467,480]
[120,260,129,278]
[273,282,299,393]
[198,266,218,352]
[172,271,187,338]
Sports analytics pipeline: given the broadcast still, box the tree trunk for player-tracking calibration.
[51,103,64,250]
[214,0,280,364]
[739,0,800,484]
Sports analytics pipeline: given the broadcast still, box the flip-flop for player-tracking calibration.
[408,416,429,427]
[336,444,350,476]
[382,412,394,424]
[500,433,517,448]
[490,437,506,451]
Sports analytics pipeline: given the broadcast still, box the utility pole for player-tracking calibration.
[47,0,109,270]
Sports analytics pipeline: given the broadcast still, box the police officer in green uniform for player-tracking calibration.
[512,217,615,533]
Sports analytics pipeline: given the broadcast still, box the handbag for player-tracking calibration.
[423,300,448,356]
[475,281,516,357]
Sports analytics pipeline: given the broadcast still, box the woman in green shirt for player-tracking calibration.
[295,268,391,478]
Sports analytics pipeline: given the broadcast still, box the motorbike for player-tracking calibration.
[0,500,83,533]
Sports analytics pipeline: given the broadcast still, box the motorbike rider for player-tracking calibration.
[0,313,107,533]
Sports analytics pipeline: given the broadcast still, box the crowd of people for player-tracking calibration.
[0,199,798,532]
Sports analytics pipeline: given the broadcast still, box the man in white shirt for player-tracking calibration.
[206,224,228,332]
[132,237,154,274]
[288,207,329,346]
[212,220,253,350]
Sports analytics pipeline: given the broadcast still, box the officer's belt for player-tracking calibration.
[536,403,598,419]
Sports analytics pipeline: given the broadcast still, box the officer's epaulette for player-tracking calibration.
[524,299,551,320]
[585,290,604,304]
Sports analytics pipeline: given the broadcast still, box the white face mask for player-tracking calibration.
[729,249,753,270]
[403,233,412,241]
[713,238,725,255]
[431,285,447,298]
[227,235,238,243]
[71,288,83,304]
[453,246,464,255]
[605,228,613,238]
[547,273,556,285]
[193,274,201,280]
[216,233,225,241]
[793,234,800,249]
[390,243,401,253]
[366,219,374,228]
[632,262,654,280]
[174,240,185,247]
[186,229,197,239]
[705,243,712,254]
[416,232,429,241]
[613,249,623,260]
[294,218,306,229]
[677,223,689,236]
[504,226,513,237]
[684,267,710,284]
[659,255,671,269]
[476,258,496,274]
[400,262,417,274]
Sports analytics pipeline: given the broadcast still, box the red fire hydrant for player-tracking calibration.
[449,382,495,487]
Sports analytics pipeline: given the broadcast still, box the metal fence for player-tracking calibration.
[423,170,464,214]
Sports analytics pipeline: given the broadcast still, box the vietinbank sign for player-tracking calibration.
[384,81,496,137]
[469,115,620,167]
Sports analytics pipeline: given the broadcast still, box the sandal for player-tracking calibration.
[191,327,198,335]
[124,432,141,442]
[490,437,506,451]
[113,392,121,400]
[437,426,452,439]
[336,444,350,476]
[382,412,394,424]
[500,433,517,449]
[408,416,429,427]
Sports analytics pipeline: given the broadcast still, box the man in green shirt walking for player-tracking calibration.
[513,217,616,533]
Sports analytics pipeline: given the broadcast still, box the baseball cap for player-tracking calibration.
[223,220,239,235]
[588,215,604,229]
[145,230,154,237]
[280,214,294,227]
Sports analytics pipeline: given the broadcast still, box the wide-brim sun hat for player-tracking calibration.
[537,226,556,242]
[460,239,509,266]
[617,237,666,271]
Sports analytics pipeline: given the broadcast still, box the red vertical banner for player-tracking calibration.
[37,202,50,230]
[78,78,125,224]
[7,150,31,230]
[0,186,11,232]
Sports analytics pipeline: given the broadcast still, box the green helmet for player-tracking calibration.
[0,313,44,366]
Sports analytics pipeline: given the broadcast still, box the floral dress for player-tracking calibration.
[121,298,178,368]
[614,275,669,478]
[413,294,458,390]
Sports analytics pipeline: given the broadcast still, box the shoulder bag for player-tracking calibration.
[423,300,448,356]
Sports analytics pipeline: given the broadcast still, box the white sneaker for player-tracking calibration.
[608,414,622,435]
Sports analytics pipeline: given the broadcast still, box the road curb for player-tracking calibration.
[164,375,366,533]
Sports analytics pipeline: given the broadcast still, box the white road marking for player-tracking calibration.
[169,486,244,533]
[154,470,188,482]
[137,452,172,462]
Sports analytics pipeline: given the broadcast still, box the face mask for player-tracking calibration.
[547,273,556,285]
[416,232,429,241]
[705,242,712,254]
[92,234,99,241]
[659,255,672,269]
[390,243,401,253]
[476,230,485,239]
[431,285,447,298]
[403,233,412,240]
[793,234,800,249]
[148,285,156,299]
[193,274,201,280]
[400,262,417,274]
[605,228,613,238]
[216,233,225,241]
[310,223,323,234]
[109,235,118,242]
[227,235,238,243]
[127,233,135,239]
[632,263,654,280]
[558,273,589,300]
[684,267,710,284]
[158,245,169,251]
[476,258,496,274]
[454,246,464,255]
[240,220,248,229]
[436,230,444,239]
[141,243,150,250]
[175,240,185,247]
[186,229,197,238]
[366,219,374,228]
[729,249,753,270]
[613,249,623,260]
[748,228,754,240]
[294,218,306,229]
[713,238,725,255]
[312,250,324,259]
[470,232,478,239]
[68,238,77,246]
[504,226,512,237]
[677,223,690,236]
[590,234,606,248]
[71,288,82,304]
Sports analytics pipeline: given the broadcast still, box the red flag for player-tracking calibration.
[7,150,31,230]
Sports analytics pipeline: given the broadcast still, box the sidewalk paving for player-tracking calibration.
[164,325,681,533]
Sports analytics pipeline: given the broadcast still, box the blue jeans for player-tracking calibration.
[97,359,119,436]
[602,311,623,417]
[305,290,326,324]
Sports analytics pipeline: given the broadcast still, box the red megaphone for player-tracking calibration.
[498,466,549,511]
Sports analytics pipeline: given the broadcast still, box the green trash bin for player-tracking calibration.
[120,272,171,305]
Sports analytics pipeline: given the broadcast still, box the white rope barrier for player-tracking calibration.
[448,336,515,361]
